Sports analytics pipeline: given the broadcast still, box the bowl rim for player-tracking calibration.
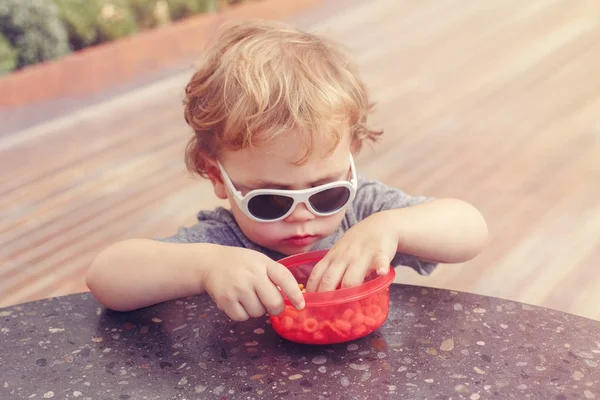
[277,249,396,307]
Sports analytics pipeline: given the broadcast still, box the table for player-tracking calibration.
[1,285,599,400]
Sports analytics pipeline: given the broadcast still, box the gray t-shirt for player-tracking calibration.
[157,175,437,275]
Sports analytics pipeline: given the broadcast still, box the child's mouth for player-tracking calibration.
[283,235,318,246]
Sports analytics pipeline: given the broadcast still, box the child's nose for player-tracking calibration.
[284,202,315,223]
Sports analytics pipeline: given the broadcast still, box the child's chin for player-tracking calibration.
[273,243,315,256]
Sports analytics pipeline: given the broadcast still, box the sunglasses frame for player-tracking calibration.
[217,155,358,223]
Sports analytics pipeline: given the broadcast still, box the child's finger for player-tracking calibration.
[239,292,267,318]
[306,253,337,292]
[223,302,251,322]
[317,261,347,292]
[255,282,286,316]
[372,252,391,276]
[267,262,305,310]
[340,252,373,288]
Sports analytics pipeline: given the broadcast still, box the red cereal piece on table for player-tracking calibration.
[302,318,319,334]
[335,319,352,333]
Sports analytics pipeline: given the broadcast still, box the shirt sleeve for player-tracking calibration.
[352,176,438,275]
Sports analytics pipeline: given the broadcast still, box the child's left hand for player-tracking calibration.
[306,213,398,292]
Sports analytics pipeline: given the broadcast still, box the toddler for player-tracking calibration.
[86,20,488,322]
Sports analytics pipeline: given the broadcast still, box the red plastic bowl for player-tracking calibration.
[270,250,395,345]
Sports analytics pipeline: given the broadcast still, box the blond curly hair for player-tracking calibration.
[183,19,382,178]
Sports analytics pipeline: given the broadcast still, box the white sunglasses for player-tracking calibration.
[217,156,358,222]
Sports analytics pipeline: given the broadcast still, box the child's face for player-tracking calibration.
[211,132,354,255]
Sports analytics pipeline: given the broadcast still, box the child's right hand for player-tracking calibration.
[202,247,305,321]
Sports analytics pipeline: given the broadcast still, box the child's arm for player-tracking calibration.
[306,198,488,292]
[86,239,305,319]
[381,198,488,264]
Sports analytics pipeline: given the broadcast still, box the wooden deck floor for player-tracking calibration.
[2,0,599,320]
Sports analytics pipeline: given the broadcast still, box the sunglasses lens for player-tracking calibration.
[309,187,351,213]
[247,194,294,220]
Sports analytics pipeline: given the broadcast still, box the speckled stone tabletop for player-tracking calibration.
[1,285,599,400]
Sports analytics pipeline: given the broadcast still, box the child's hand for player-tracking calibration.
[306,213,398,292]
[202,247,305,321]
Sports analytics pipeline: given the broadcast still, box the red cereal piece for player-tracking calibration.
[302,318,319,334]
[363,316,378,328]
[321,320,347,340]
[341,308,355,321]
[365,304,383,318]
[281,316,295,331]
[350,312,365,326]
[313,331,327,342]
[314,309,331,323]
[351,325,368,337]
[295,309,308,323]
[284,306,299,320]
[335,319,352,332]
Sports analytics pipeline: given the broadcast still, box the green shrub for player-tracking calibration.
[167,0,217,21]
[0,0,71,69]
[128,0,169,30]
[0,32,18,75]
[96,0,138,43]
[54,0,99,50]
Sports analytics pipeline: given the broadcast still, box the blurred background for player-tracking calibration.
[0,0,224,74]
[1,0,599,320]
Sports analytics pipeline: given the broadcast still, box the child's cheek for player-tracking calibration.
[245,220,284,244]
[320,212,346,235]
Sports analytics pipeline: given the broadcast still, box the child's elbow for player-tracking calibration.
[86,249,132,312]
[87,277,134,313]
[474,205,489,244]
[460,200,489,260]
[438,198,489,262]
[86,263,114,311]
[85,252,102,297]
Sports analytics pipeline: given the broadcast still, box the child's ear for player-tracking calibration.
[205,160,228,200]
